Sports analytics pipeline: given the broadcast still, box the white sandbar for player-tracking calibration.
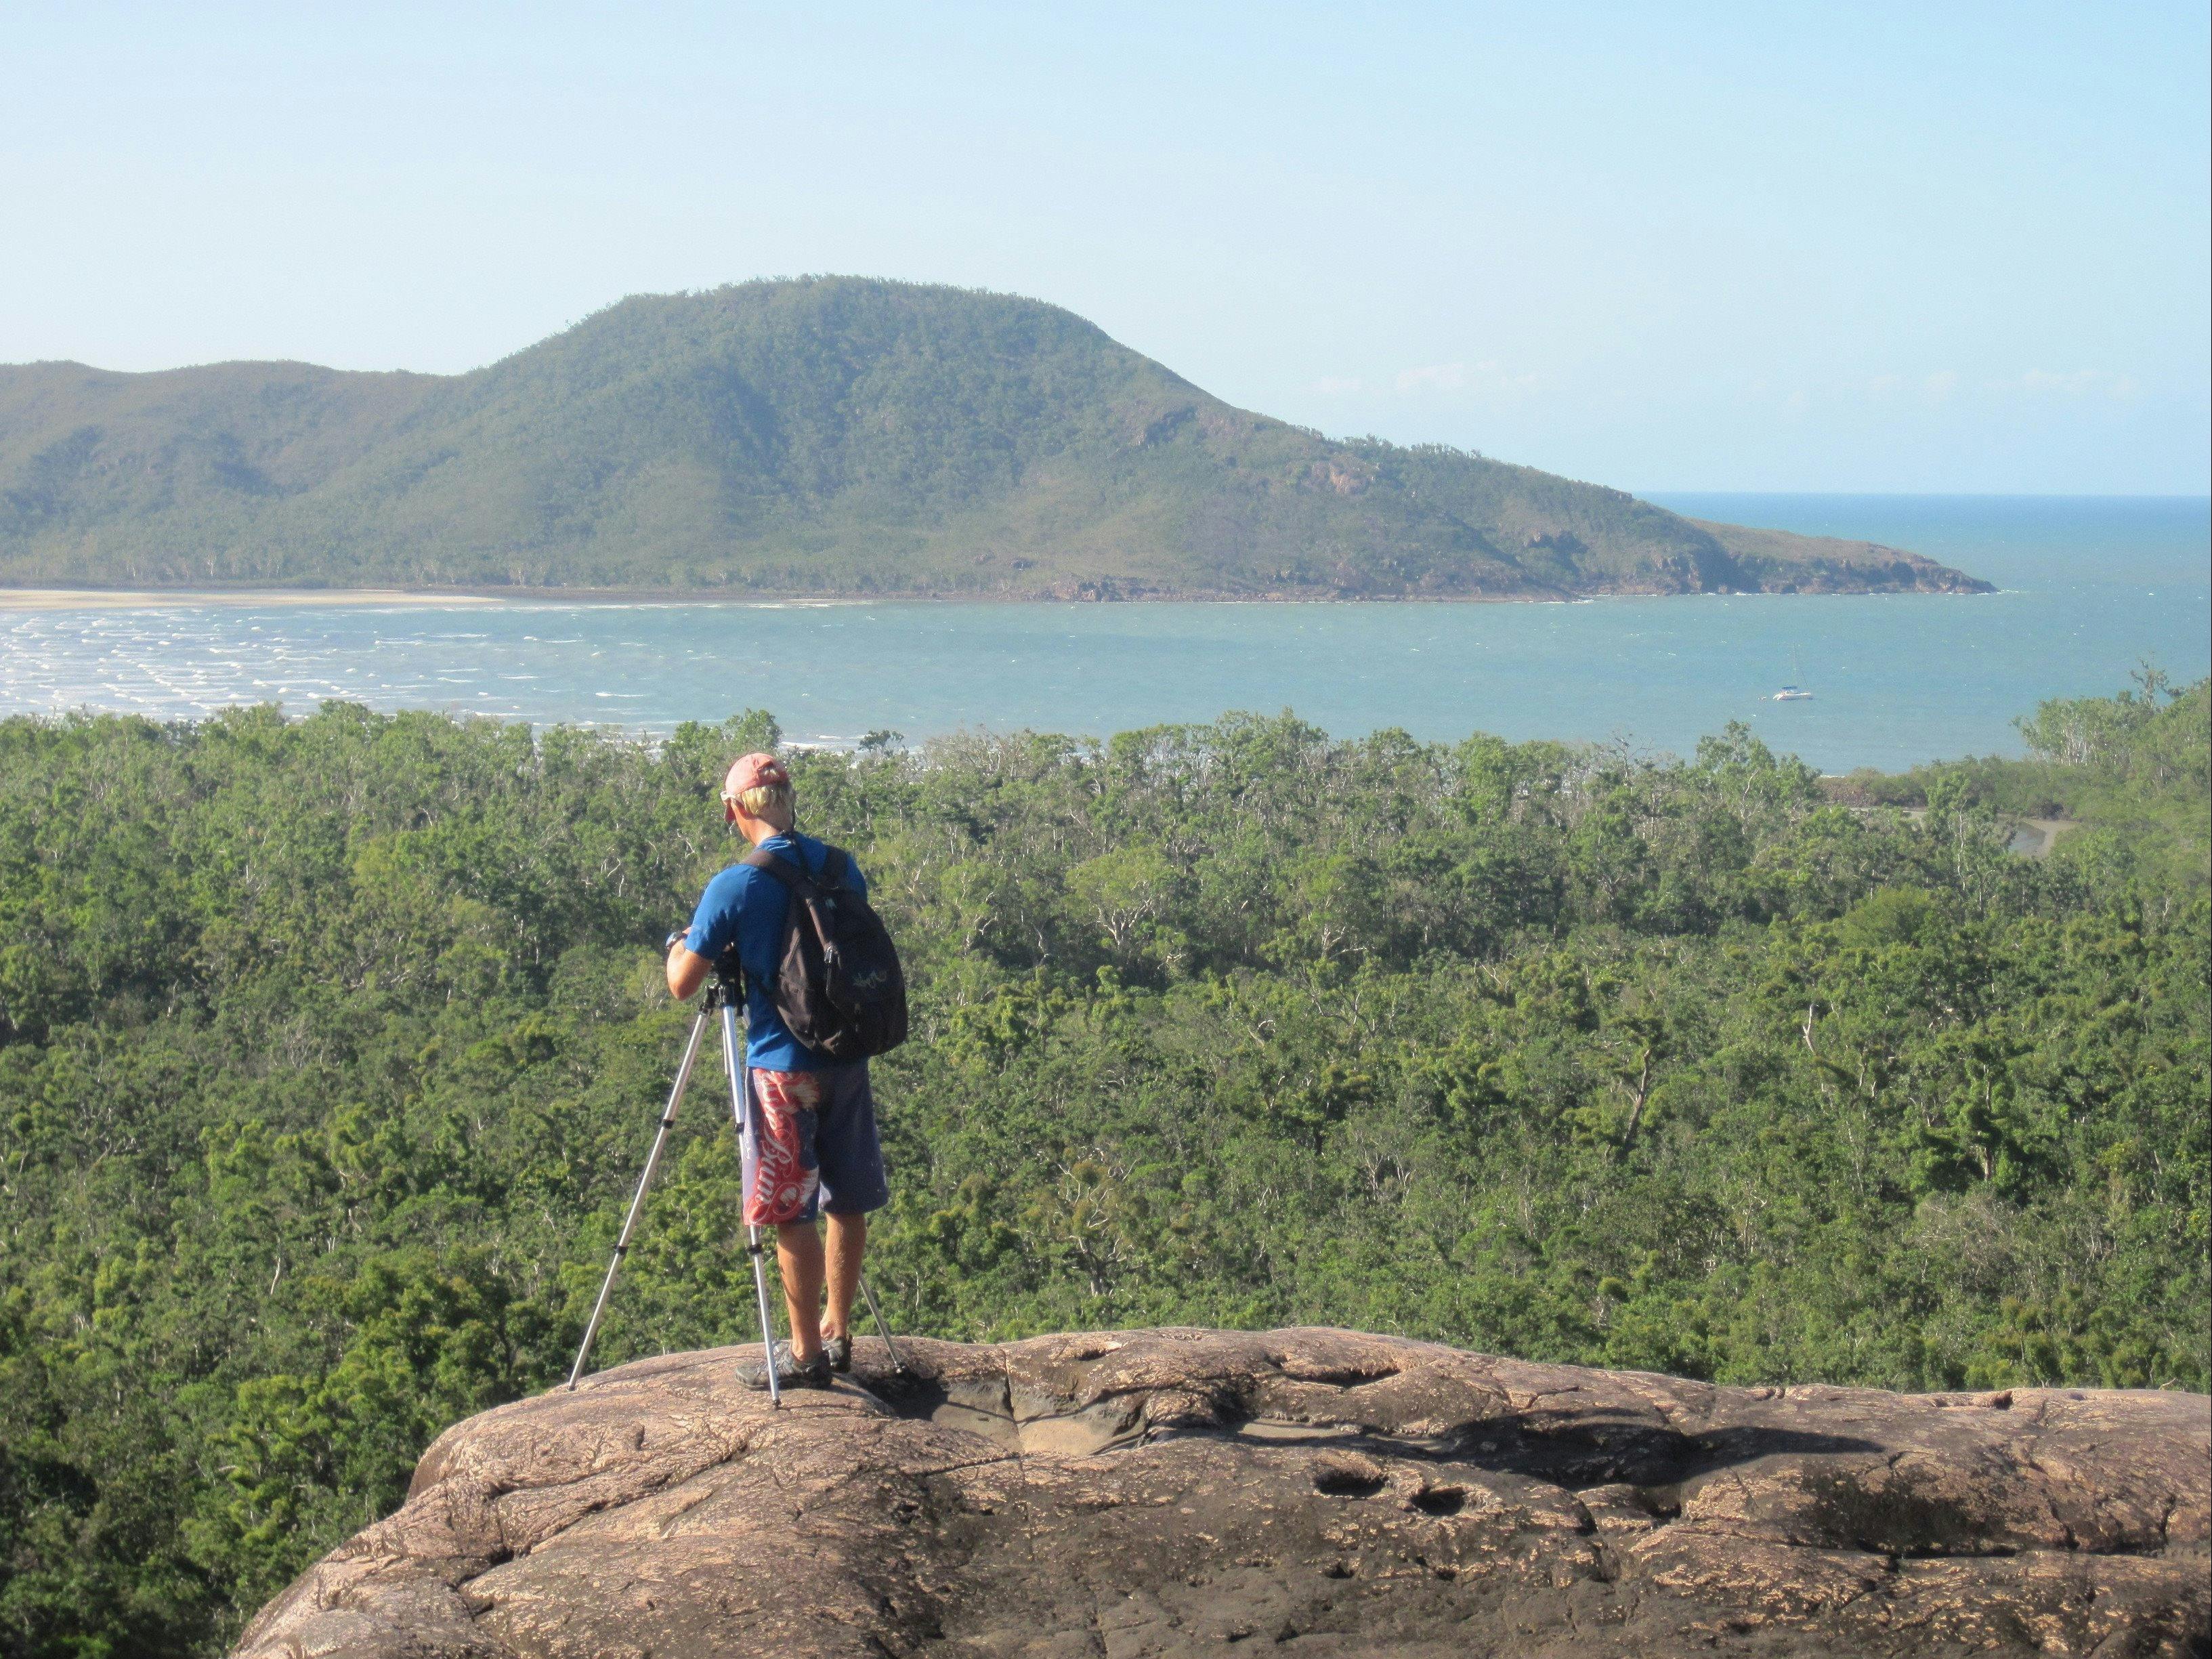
[0,588,505,611]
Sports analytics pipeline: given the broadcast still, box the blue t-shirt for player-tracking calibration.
[685,831,868,1072]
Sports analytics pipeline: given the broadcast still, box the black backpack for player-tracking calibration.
[734,845,908,1062]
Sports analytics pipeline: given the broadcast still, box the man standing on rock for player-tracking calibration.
[665,753,891,1391]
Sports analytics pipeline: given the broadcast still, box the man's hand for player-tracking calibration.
[666,935,710,1000]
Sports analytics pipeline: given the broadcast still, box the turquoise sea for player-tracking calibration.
[2,495,2205,772]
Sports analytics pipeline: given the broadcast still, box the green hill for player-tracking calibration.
[0,277,1990,597]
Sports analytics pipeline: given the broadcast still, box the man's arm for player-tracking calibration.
[668,867,740,1000]
[666,938,711,1000]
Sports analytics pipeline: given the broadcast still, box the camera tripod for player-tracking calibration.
[566,978,906,1406]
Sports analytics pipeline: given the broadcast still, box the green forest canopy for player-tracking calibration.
[1,675,2205,1654]
[0,277,1989,599]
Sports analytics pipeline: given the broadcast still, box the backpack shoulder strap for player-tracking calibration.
[740,847,814,891]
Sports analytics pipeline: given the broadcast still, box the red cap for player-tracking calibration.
[722,752,790,819]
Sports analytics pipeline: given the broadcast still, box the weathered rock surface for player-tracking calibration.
[238,1328,2208,1658]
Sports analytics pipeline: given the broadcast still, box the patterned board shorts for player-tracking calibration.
[741,1062,891,1227]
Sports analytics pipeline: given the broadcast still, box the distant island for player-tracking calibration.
[0,277,1991,600]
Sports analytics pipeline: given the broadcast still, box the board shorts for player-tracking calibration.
[740,1062,890,1226]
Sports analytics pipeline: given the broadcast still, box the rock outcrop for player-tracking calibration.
[237,1328,2208,1658]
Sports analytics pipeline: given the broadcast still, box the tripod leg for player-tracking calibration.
[857,1272,909,1374]
[567,1011,710,1390]
[744,1227,782,1408]
[722,1003,783,1408]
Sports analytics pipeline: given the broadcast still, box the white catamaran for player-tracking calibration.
[1772,650,1814,701]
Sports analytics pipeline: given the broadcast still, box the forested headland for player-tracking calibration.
[1,677,2205,1654]
[0,277,1989,600]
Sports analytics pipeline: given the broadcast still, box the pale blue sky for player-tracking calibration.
[7,2,2207,492]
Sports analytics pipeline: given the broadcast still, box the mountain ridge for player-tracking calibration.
[0,276,1993,598]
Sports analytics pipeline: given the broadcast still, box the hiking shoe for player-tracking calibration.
[736,1342,832,1391]
[822,1333,852,1373]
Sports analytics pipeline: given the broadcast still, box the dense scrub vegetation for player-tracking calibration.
[1,679,2205,1654]
[0,278,1983,598]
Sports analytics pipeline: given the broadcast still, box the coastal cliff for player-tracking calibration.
[237,1326,2207,1658]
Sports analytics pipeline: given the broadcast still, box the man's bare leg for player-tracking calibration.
[823,1212,867,1340]
[775,1221,826,1361]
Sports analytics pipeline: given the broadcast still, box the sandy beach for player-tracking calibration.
[0,587,507,611]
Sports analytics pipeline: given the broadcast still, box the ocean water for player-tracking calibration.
[1,495,2203,772]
